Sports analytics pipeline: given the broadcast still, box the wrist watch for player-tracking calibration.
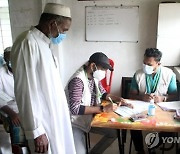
[163,96,167,102]
[100,105,104,112]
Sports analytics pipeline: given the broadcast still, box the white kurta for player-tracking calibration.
[0,65,18,113]
[0,66,14,154]
[11,27,76,154]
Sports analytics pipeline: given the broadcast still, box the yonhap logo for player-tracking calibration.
[145,132,159,148]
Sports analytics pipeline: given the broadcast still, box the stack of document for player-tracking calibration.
[115,100,149,117]
[157,101,180,111]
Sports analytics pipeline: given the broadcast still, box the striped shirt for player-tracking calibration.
[68,77,106,115]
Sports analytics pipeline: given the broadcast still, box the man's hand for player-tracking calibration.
[8,110,21,126]
[115,97,126,106]
[116,98,134,108]
[141,94,154,102]
[34,134,48,153]
[1,105,21,126]
[153,95,164,103]
[103,103,117,112]
[122,103,134,109]
[119,98,126,105]
[142,94,164,103]
[10,113,21,126]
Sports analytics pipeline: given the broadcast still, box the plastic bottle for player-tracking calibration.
[148,99,155,116]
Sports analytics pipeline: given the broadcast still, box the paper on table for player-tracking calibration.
[114,100,149,117]
[157,101,180,111]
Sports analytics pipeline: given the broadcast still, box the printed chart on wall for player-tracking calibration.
[85,6,139,42]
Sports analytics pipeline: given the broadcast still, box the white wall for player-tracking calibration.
[157,3,180,66]
[8,0,42,41]
[60,0,179,96]
[8,0,180,96]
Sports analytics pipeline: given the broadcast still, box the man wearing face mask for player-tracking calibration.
[129,48,178,154]
[65,52,132,154]
[10,3,76,154]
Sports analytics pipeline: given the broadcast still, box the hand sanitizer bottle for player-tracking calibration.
[148,99,155,116]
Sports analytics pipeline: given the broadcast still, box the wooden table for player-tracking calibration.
[91,102,180,153]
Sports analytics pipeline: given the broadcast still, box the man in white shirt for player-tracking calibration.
[0,47,20,125]
[11,3,75,154]
[129,48,178,154]
[0,47,24,153]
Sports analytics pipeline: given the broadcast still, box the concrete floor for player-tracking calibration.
[89,130,179,154]
[0,124,179,154]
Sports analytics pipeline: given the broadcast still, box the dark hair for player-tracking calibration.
[144,48,162,62]
[39,13,71,24]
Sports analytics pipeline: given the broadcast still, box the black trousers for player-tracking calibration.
[130,130,144,151]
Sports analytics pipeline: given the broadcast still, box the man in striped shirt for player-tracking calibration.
[65,52,132,154]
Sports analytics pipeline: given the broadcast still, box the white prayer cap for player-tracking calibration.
[43,3,71,18]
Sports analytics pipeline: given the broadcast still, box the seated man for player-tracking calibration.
[0,47,26,151]
[129,48,178,154]
[65,52,133,154]
[0,47,20,126]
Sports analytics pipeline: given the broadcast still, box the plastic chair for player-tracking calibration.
[101,59,114,93]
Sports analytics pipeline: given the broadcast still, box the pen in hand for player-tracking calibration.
[108,97,114,104]
[108,97,119,105]
[108,97,118,111]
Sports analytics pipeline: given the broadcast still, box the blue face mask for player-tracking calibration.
[50,33,66,44]
[50,21,67,44]
[143,64,154,75]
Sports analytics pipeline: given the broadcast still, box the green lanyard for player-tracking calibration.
[146,69,161,93]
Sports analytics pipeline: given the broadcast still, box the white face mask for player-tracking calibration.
[93,70,106,81]
[143,64,154,75]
